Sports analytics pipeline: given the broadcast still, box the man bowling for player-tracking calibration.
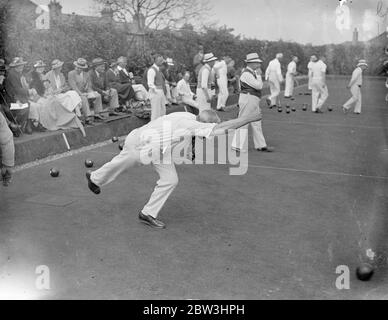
[86,110,261,229]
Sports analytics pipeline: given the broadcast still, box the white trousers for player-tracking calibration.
[284,73,294,97]
[149,89,167,121]
[91,130,178,218]
[231,94,267,152]
[196,88,212,112]
[308,77,312,91]
[311,79,329,111]
[268,79,281,106]
[181,96,199,109]
[343,85,362,113]
[216,76,229,109]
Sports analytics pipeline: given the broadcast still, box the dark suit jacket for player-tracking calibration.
[4,69,30,103]
[89,69,107,94]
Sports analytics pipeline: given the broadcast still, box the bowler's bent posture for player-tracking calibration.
[86,110,261,229]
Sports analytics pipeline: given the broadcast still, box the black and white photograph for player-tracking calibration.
[0,0,388,306]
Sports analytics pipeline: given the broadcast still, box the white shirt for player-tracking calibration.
[177,79,194,98]
[310,60,327,80]
[213,60,228,79]
[147,64,160,91]
[287,61,297,76]
[265,58,283,82]
[240,67,263,90]
[117,65,129,76]
[349,67,363,87]
[136,112,216,154]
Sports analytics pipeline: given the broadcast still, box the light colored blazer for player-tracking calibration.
[45,70,68,92]
[68,69,92,95]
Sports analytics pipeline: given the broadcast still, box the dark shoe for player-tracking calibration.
[266,98,271,107]
[24,120,33,135]
[33,123,47,132]
[94,114,105,121]
[139,212,166,229]
[315,109,324,114]
[217,107,227,112]
[1,169,12,187]
[86,171,101,195]
[257,146,274,153]
[277,107,282,113]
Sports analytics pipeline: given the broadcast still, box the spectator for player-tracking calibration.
[68,58,105,124]
[0,109,14,186]
[177,71,199,113]
[28,60,85,135]
[147,54,168,120]
[193,45,204,80]
[163,58,179,104]
[45,59,83,118]
[117,56,132,84]
[0,59,21,137]
[105,60,136,111]
[227,58,239,94]
[4,57,43,134]
[89,58,120,116]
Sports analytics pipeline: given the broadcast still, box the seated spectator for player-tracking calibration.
[4,57,44,134]
[177,71,199,111]
[28,60,85,136]
[68,58,105,124]
[117,56,132,84]
[45,59,83,117]
[89,58,120,116]
[105,60,136,110]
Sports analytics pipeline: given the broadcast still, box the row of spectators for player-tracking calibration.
[0,56,152,137]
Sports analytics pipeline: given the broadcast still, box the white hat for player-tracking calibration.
[166,58,174,66]
[245,53,262,63]
[203,53,217,63]
[357,59,368,67]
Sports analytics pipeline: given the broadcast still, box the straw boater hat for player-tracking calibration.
[33,60,46,68]
[357,59,368,67]
[92,58,105,67]
[166,58,174,66]
[51,59,64,69]
[9,57,27,68]
[73,58,88,69]
[245,53,263,63]
[203,53,217,63]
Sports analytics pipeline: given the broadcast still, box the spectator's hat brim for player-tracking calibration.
[203,53,217,63]
[245,53,262,63]
[73,58,89,69]
[357,60,368,67]
[51,60,64,69]
[92,58,105,67]
[9,58,27,67]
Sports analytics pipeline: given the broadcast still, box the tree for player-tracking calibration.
[93,0,211,31]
